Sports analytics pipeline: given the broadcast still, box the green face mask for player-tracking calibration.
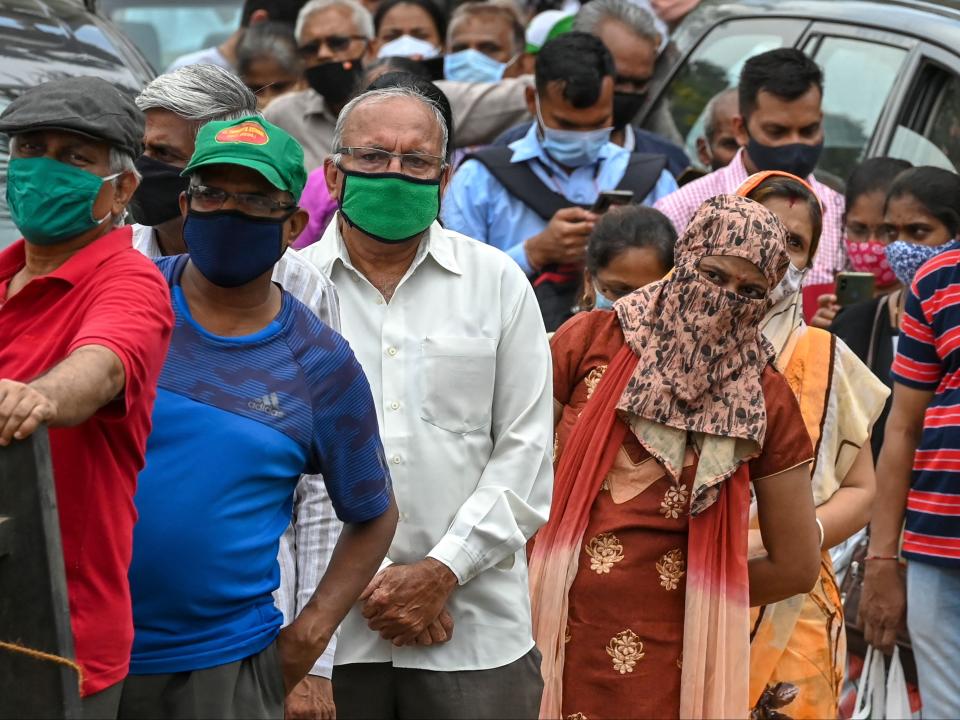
[338,168,441,244]
[6,157,119,246]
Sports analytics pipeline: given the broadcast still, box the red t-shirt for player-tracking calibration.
[0,226,173,695]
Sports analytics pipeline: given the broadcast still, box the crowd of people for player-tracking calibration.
[1,0,958,719]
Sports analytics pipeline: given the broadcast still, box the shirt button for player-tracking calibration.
[376,297,384,305]
[387,346,398,356]
[390,401,400,411]
[391,455,402,465]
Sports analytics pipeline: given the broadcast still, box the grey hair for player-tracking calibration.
[332,86,448,161]
[295,0,374,42]
[109,147,139,177]
[135,64,259,130]
[109,147,140,226]
[573,0,660,44]
[237,21,301,75]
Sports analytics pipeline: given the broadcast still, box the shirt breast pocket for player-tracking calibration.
[420,336,497,434]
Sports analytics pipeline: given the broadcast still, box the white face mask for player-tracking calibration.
[377,35,440,59]
[767,262,806,307]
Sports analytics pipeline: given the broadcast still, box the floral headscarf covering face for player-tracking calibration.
[614,194,790,445]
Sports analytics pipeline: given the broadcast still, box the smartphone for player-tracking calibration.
[835,271,876,307]
[590,190,634,214]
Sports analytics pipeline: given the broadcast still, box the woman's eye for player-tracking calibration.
[740,286,765,300]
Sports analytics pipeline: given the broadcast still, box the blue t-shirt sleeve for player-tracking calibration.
[308,333,392,523]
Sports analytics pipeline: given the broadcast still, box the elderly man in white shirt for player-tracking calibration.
[301,84,553,719]
[129,64,342,720]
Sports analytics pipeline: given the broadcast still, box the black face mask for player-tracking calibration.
[306,59,364,107]
[129,155,189,227]
[746,136,824,179]
[612,91,646,131]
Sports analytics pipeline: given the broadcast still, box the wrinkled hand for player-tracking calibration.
[285,675,335,719]
[412,607,454,646]
[360,559,458,646]
[277,609,331,696]
[859,559,906,654]
[0,379,57,446]
[809,293,839,329]
[525,207,598,269]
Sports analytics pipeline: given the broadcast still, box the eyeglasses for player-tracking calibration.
[298,35,368,58]
[188,184,295,217]
[336,147,446,179]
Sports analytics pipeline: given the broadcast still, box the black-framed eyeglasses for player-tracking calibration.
[336,146,446,178]
[298,35,368,58]
[188,184,296,217]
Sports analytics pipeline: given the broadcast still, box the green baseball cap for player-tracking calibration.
[182,115,307,202]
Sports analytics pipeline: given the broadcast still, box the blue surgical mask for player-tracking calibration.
[377,35,440,59]
[593,283,615,310]
[885,238,960,287]
[444,48,510,83]
[183,209,288,287]
[536,96,612,168]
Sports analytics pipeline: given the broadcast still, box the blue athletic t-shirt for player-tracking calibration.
[129,255,391,674]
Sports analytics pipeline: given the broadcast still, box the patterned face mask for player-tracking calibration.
[847,238,897,288]
[884,239,960,287]
[615,194,790,444]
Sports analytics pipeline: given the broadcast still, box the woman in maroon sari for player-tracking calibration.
[530,195,822,719]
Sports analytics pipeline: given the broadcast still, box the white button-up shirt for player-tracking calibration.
[302,218,553,671]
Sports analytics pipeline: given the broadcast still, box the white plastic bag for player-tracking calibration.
[885,647,912,720]
[853,646,887,719]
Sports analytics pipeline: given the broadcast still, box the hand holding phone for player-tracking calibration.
[835,271,875,307]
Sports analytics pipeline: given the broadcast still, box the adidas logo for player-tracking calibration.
[248,392,285,418]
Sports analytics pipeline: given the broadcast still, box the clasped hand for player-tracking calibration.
[360,559,458,647]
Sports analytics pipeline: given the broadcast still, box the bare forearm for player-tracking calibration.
[869,433,917,556]
[297,496,398,644]
[817,485,873,550]
[749,555,817,606]
[750,464,820,606]
[817,442,876,550]
[31,345,125,426]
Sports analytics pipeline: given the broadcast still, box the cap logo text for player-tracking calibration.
[215,121,269,146]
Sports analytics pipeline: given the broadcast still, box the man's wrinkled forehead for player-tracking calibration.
[342,96,442,151]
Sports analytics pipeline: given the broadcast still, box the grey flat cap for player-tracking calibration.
[0,76,145,159]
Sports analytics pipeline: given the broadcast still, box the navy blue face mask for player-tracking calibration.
[746,136,823,179]
[183,209,289,287]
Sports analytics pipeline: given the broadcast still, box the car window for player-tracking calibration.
[807,36,907,183]
[105,2,242,72]
[0,95,15,249]
[889,65,960,173]
[644,18,805,158]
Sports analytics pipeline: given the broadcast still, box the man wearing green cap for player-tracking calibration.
[118,116,398,719]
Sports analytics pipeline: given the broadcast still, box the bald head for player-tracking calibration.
[333,86,447,160]
[698,88,740,170]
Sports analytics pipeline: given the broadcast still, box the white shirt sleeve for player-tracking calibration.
[426,278,553,583]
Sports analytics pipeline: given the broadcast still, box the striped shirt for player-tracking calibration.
[653,148,847,285]
[891,248,960,565]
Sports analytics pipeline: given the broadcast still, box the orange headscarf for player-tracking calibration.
[735,170,823,263]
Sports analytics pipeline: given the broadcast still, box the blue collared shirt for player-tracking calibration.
[441,123,678,274]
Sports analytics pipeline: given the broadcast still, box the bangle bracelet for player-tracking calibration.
[865,554,899,561]
[815,518,825,548]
